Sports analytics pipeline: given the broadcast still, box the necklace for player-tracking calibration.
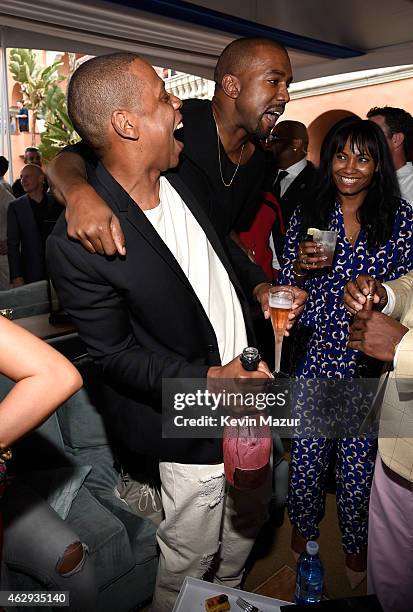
[346,228,360,245]
[213,112,245,188]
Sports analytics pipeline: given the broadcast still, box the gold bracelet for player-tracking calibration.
[0,447,12,463]
[293,260,307,278]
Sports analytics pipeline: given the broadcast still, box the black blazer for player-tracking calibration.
[272,161,318,262]
[47,164,256,464]
[7,194,61,283]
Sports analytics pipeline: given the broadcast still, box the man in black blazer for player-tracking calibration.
[268,120,318,267]
[47,54,305,611]
[7,164,61,287]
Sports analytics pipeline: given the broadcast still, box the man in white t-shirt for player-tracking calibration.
[47,53,307,612]
[368,106,413,205]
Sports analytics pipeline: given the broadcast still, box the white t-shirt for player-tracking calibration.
[144,177,248,365]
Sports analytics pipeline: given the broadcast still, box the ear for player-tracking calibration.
[221,74,241,99]
[291,137,303,152]
[391,131,405,151]
[111,110,139,141]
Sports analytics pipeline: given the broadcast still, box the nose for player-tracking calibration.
[342,156,357,173]
[276,82,290,103]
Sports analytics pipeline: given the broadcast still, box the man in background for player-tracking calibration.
[0,157,13,195]
[16,100,29,133]
[267,120,318,268]
[12,147,44,198]
[7,164,61,287]
[0,178,14,289]
[239,120,317,279]
[368,106,413,205]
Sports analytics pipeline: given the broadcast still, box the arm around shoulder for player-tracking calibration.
[47,152,125,256]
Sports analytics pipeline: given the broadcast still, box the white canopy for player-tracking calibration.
[2,0,413,81]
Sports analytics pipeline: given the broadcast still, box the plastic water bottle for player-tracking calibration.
[295,540,324,604]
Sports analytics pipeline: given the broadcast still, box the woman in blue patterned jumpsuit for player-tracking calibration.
[278,118,413,578]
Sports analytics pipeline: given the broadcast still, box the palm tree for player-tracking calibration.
[9,48,64,145]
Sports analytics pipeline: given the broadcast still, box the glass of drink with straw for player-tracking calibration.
[269,286,294,375]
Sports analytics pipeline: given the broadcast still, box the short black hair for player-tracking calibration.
[367,106,413,155]
[0,156,9,177]
[214,37,287,86]
[274,120,309,148]
[24,146,42,159]
[67,52,145,153]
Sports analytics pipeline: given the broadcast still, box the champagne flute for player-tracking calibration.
[269,286,294,375]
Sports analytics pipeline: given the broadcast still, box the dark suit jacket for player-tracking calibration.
[47,164,256,464]
[7,194,61,283]
[272,161,318,262]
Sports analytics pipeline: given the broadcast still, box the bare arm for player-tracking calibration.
[0,317,82,448]
[47,151,125,256]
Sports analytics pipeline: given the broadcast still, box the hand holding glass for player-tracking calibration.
[269,286,294,374]
[308,228,338,267]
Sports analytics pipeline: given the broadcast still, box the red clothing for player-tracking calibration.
[239,192,282,281]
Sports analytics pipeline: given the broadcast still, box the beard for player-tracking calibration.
[250,121,270,143]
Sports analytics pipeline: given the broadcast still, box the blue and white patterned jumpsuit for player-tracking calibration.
[279,199,413,554]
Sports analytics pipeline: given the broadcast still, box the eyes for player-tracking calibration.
[335,152,371,164]
[267,79,291,89]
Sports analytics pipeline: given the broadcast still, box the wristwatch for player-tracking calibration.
[240,347,261,371]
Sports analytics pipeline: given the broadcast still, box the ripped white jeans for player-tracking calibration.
[152,461,271,612]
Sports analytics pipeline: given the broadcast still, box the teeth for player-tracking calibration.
[175,121,183,131]
[340,177,359,184]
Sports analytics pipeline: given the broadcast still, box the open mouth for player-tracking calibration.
[338,176,361,185]
[174,121,183,132]
[262,108,284,130]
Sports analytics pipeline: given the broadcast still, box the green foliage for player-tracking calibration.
[9,48,65,143]
[39,86,80,162]
[9,48,80,157]
[9,48,36,83]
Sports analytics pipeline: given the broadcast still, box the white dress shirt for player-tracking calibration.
[274,157,308,198]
